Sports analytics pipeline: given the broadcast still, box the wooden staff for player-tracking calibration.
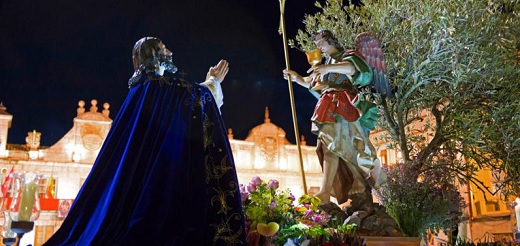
[278,0,308,195]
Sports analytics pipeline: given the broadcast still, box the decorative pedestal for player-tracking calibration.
[364,236,421,246]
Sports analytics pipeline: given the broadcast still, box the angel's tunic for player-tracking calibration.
[309,49,378,203]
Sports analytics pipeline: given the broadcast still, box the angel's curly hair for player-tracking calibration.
[311,29,342,50]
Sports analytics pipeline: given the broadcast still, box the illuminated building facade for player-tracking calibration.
[0,100,514,245]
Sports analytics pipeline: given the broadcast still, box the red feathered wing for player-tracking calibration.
[355,32,392,98]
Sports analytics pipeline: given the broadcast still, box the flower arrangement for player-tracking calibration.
[241,176,296,243]
[377,162,465,237]
[241,176,366,246]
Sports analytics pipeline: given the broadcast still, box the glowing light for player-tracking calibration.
[0,149,8,157]
[254,155,266,169]
[28,150,39,160]
[72,152,82,163]
[279,155,288,170]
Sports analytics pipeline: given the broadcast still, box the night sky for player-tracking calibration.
[0,0,326,146]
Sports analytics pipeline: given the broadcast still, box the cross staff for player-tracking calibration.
[278,0,308,195]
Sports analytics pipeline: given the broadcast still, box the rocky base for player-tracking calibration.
[319,201,404,237]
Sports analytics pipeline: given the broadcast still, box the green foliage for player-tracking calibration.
[291,0,519,236]
[273,223,365,246]
[379,162,465,237]
[242,177,368,245]
[242,177,336,245]
[242,177,296,229]
[292,0,520,195]
[274,223,331,245]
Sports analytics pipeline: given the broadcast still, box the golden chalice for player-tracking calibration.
[305,49,325,91]
[306,48,322,66]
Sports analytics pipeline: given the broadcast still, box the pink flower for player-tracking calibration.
[304,209,314,219]
[322,213,331,221]
[268,201,278,210]
[313,213,331,225]
[239,185,249,202]
[313,215,323,224]
[288,193,295,201]
[240,193,249,202]
[251,176,263,186]
[247,183,257,193]
[267,179,279,190]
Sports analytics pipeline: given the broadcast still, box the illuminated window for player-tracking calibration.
[485,200,500,213]
[34,225,55,245]
[471,168,509,216]
[38,178,57,199]
[379,149,388,167]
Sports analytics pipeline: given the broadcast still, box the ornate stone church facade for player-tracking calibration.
[0,100,514,245]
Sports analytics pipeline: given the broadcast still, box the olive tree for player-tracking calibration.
[290,0,520,236]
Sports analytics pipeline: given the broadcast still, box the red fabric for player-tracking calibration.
[4,198,64,210]
[41,198,60,210]
[311,90,360,123]
[1,166,14,198]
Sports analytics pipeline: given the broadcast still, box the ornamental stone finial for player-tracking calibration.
[227,128,234,139]
[0,102,8,115]
[77,100,86,116]
[90,99,98,113]
[102,103,110,117]
[264,107,271,123]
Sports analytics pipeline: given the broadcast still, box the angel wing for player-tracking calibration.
[355,32,392,98]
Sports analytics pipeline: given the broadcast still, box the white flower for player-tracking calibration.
[283,239,296,246]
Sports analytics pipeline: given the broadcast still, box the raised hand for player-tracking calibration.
[207,59,229,83]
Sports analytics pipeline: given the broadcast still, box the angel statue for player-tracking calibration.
[283,29,392,217]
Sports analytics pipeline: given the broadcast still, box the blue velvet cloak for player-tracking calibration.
[44,72,246,245]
